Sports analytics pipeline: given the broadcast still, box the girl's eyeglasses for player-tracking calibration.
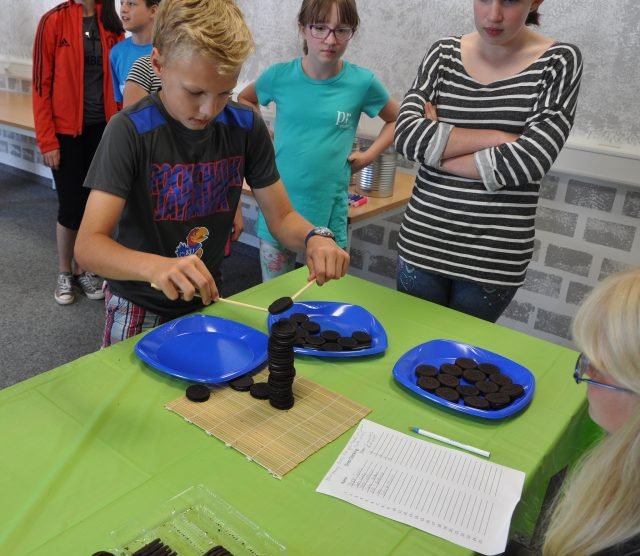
[573,353,633,394]
[308,24,354,42]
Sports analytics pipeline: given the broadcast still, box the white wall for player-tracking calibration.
[238,0,639,149]
[2,0,640,149]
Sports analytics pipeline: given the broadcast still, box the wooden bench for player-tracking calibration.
[0,90,35,132]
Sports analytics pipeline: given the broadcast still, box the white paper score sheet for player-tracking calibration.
[316,420,525,555]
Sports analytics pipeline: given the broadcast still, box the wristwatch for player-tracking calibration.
[304,226,336,246]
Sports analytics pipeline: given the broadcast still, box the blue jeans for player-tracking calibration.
[396,259,518,323]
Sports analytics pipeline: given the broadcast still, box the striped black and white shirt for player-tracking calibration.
[125,54,161,96]
[394,37,582,287]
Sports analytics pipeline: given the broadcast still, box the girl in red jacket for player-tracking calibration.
[32,0,123,305]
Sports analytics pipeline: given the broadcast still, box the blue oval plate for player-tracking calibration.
[135,314,268,383]
[392,339,535,419]
[267,301,387,358]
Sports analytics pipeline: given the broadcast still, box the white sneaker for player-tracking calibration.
[54,272,75,305]
[75,272,105,300]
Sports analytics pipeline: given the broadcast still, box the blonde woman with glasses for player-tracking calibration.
[543,267,640,555]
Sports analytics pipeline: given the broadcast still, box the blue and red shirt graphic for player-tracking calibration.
[151,156,242,222]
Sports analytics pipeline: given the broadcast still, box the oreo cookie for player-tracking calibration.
[438,373,459,388]
[249,382,270,400]
[462,369,486,384]
[417,376,440,392]
[464,396,490,410]
[475,380,499,395]
[304,335,326,348]
[415,364,438,378]
[440,363,463,377]
[455,357,477,370]
[352,330,371,345]
[478,362,500,375]
[322,342,342,351]
[271,318,297,338]
[500,383,524,400]
[321,330,341,342]
[456,384,479,397]
[269,397,294,410]
[301,320,321,334]
[434,386,460,402]
[290,312,309,324]
[485,392,511,409]
[229,375,254,392]
[337,336,358,350]
[186,384,210,402]
[490,373,513,387]
[268,296,293,315]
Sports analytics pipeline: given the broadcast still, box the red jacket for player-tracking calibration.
[32,0,123,154]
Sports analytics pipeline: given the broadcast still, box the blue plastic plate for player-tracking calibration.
[392,339,535,419]
[135,314,268,383]
[267,301,387,358]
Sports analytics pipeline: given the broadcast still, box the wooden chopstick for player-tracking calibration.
[291,278,316,300]
[149,283,268,313]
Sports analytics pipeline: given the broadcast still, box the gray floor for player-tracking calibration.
[0,163,261,390]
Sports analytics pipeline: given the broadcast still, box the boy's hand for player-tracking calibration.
[305,237,350,286]
[151,255,218,305]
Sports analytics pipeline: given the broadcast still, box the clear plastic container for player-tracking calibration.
[108,484,287,555]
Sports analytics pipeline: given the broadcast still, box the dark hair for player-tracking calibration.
[526,8,540,26]
[144,0,162,6]
[298,0,359,54]
[100,0,124,34]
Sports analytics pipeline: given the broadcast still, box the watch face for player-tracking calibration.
[315,227,334,238]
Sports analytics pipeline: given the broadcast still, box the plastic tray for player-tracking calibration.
[392,339,535,419]
[108,484,287,555]
[267,301,387,358]
[135,314,268,383]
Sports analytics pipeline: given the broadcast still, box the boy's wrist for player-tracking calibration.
[304,227,336,247]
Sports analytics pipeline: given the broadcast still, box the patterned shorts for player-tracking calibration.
[102,285,168,348]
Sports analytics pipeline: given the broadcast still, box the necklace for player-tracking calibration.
[83,15,96,39]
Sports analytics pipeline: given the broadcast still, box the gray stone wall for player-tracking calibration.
[503,173,639,347]
[346,168,639,349]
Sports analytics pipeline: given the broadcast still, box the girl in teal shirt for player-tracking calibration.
[238,0,398,280]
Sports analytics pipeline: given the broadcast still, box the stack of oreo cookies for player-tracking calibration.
[267,318,297,410]
[415,357,525,411]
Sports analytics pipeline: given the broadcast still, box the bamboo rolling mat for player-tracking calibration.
[166,369,371,478]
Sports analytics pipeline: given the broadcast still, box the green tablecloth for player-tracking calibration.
[0,270,600,555]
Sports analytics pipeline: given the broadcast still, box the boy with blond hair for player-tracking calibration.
[76,0,349,346]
